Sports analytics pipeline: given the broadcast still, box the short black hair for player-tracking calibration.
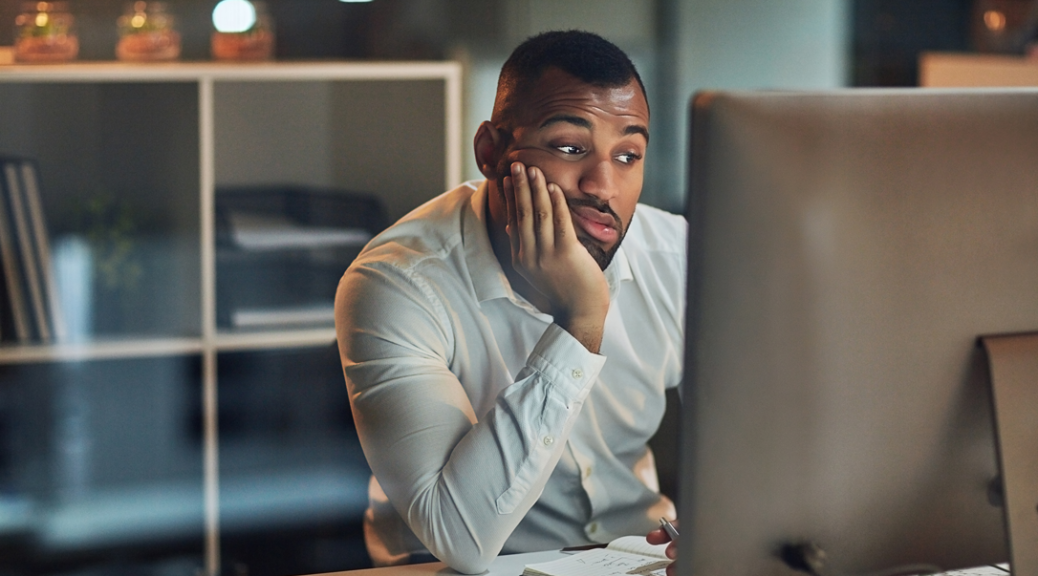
[492,30,647,125]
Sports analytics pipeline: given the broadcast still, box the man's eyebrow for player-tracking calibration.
[624,124,650,143]
[539,114,592,130]
[538,115,650,143]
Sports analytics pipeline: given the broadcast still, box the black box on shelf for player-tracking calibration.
[215,186,388,330]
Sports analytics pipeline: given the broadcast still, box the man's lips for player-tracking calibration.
[570,205,620,244]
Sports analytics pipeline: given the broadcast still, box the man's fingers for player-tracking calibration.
[547,182,573,243]
[645,528,669,545]
[528,166,555,250]
[511,162,536,259]
[503,174,519,257]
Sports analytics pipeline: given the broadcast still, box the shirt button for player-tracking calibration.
[542,435,554,446]
[571,368,584,379]
[584,466,593,479]
[588,522,598,534]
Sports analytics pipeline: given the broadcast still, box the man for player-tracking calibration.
[335,30,685,574]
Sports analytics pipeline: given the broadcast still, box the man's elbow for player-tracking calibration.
[439,548,497,575]
[418,523,497,574]
[406,490,504,573]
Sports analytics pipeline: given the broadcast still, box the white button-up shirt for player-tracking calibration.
[335,181,686,573]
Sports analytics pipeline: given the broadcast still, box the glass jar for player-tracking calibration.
[211,0,275,61]
[14,2,79,63]
[116,2,181,62]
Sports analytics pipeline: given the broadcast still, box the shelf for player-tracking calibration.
[0,61,461,576]
[0,337,204,364]
[0,329,343,363]
[0,61,462,83]
[214,328,336,351]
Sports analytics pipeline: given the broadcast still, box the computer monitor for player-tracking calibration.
[678,89,1038,576]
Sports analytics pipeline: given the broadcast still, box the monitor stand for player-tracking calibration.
[980,332,1038,576]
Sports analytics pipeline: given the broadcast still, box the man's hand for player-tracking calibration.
[646,521,678,576]
[504,161,610,353]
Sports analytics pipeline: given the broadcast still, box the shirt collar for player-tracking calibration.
[606,243,633,294]
[463,180,634,305]
[464,181,514,304]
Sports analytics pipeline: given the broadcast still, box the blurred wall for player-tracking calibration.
[655,0,851,211]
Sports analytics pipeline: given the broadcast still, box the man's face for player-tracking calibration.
[493,68,650,269]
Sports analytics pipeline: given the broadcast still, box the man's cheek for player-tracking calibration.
[510,149,562,170]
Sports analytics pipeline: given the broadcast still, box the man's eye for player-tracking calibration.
[556,145,584,155]
[617,152,642,164]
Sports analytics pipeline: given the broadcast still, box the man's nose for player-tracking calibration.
[577,157,617,201]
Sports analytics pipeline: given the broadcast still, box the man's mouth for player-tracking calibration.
[569,205,620,244]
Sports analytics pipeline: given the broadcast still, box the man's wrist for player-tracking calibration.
[557,312,606,354]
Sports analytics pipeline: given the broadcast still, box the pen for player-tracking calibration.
[560,543,607,553]
[659,517,680,541]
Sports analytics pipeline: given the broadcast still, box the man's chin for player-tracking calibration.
[581,237,618,271]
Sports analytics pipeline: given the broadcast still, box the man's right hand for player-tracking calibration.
[646,521,678,576]
[503,161,610,353]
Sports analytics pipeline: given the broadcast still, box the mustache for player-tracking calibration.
[566,197,623,232]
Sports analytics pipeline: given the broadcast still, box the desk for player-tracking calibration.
[317,550,568,576]
[312,552,1012,576]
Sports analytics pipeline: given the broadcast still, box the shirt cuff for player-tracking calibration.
[527,323,606,402]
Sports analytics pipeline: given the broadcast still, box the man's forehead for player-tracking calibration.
[512,68,649,131]
[536,113,650,144]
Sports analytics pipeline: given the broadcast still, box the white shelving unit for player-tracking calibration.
[0,61,462,576]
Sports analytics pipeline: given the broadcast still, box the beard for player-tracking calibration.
[579,231,622,271]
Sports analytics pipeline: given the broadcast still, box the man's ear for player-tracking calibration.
[474,121,504,180]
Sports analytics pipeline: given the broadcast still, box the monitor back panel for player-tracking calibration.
[680,90,1038,576]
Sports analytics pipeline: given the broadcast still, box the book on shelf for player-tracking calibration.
[20,161,66,341]
[4,161,50,341]
[0,157,64,343]
[523,536,672,576]
[0,160,32,342]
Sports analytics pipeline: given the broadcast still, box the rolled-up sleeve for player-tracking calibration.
[335,259,605,574]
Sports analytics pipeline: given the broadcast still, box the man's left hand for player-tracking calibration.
[503,161,610,353]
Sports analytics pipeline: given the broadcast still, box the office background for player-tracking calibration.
[1,0,1000,211]
[0,1,1027,576]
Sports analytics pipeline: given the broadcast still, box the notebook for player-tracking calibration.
[523,536,671,576]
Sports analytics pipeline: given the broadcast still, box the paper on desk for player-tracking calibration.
[523,547,670,576]
[604,536,670,560]
[228,212,372,251]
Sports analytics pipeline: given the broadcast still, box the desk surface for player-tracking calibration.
[314,554,1014,576]
[318,550,568,576]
